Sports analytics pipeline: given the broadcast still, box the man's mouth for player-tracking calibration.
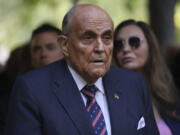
[92,60,104,65]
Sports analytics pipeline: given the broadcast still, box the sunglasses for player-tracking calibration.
[115,36,141,52]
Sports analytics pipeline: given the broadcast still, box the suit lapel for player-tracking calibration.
[103,69,128,134]
[51,60,95,135]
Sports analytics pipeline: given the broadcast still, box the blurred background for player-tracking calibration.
[0,0,180,65]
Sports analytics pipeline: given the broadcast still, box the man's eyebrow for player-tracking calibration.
[82,30,96,35]
[103,29,113,35]
[82,29,113,35]
[46,43,56,46]
[32,45,41,48]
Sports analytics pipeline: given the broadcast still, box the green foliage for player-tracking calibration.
[77,0,148,27]
[2,0,178,51]
[0,0,72,50]
[175,2,180,42]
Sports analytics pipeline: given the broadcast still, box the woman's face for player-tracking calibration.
[115,24,149,72]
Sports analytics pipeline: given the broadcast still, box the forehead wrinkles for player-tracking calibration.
[86,18,112,30]
[70,6,113,32]
[71,16,113,33]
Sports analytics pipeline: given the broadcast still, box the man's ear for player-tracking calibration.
[58,35,69,57]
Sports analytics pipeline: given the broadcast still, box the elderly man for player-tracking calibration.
[5,4,159,135]
[30,23,64,69]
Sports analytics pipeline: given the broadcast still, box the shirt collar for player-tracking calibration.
[67,65,104,94]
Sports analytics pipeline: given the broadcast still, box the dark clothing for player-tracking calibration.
[5,59,159,135]
[0,71,12,135]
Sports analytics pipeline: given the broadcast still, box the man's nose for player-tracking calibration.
[94,38,104,52]
[40,49,48,58]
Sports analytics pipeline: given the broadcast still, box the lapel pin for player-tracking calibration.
[114,93,119,99]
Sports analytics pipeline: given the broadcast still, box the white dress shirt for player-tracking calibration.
[68,65,111,135]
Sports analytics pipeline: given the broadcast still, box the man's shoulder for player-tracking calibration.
[24,60,63,77]
[23,59,66,80]
[12,60,67,97]
[108,66,143,80]
[105,66,147,93]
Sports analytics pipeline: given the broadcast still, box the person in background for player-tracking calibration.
[5,5,159,135]
[0,43,32,135]
[30,23,64,69]
[1,24,63,135]
[1,24,63,134]
[113,19,180,135]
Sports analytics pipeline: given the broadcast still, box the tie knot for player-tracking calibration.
[81,84,98,98]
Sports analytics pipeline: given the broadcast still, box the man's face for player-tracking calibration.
[31,32,63,69]
[63,6,114,83]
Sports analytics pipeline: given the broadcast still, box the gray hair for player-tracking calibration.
[62,6,77,35]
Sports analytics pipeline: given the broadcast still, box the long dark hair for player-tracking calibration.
[114,19,180,120]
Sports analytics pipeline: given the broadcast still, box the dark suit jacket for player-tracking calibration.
[5,59,159,135]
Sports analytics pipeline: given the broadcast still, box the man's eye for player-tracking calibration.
[103,35,112,40]
[102,35,112,45]
[83,35,92,40]
[32,46,41,53]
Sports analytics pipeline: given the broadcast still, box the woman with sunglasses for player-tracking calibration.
[113,19,180,135]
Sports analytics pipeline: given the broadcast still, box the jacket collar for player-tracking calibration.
[51,59,95,135]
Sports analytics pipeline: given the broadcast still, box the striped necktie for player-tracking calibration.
[81,84,108,135]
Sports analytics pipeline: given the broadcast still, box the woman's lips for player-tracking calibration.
[122,57,133,63]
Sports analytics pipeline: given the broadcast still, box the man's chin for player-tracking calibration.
[82,67,110,83]
[89,69,107,79]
